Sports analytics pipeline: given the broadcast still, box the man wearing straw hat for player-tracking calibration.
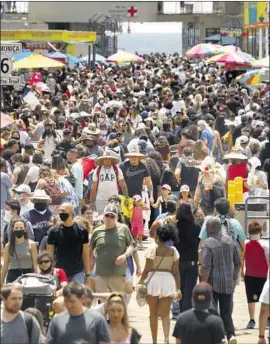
[120,146,154,202]
[90,149,129,213]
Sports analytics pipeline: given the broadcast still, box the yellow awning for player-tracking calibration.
[13,54,65,69]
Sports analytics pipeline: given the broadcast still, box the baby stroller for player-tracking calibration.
[15,273,56,330]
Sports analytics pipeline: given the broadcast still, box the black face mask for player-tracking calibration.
[40,265,52,274]
[59,213,69,222]
[34,203,48,212]
[166,202,177,214]
[14,230,25,238]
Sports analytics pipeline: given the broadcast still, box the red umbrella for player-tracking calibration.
[0,112,15,129]
[206,52,251,67]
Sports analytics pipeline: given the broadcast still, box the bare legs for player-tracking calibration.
[147,295,159,344]
[248,302,256,321]
[147,295,173,344]
[159,297,173,343]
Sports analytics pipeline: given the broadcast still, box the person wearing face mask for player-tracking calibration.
[2,200,34,247]
[13,184,34,215]
[1,218,38,284]
[47,203,91,286]
[23,190,53,247]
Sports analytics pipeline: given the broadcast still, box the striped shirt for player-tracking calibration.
[202,232,241,294]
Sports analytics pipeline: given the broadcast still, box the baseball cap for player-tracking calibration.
[140,110,149,119]
[6,199,20,210]
[193,282,212,311]
[180,185,190,193]
[13,184,31,194]
[108,133,117,140]
[133,194,142,202]
[166,194,178,203]
[238,109,246,116]
[161,184,171,191]
[103,204,118,216]
[239,135,249,144]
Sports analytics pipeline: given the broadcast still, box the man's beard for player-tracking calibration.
[5,305,21,314]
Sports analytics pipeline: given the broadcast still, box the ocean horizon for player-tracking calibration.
[118,33,182,55]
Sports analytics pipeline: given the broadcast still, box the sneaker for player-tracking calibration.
[246,320,256,329]
[228,336,237,344]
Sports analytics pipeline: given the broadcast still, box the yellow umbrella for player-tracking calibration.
[107,51,144,63]
[13,54,65,69]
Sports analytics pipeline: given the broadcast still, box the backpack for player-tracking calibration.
[24,312,33,344]
[83,165,120,202]
[220,216,243,251]
[44,178,62,205]
[220,217,234,239]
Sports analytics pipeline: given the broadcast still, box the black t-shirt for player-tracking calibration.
[120,161,150,197]
[47,222,89,277]
[173,309,225,344]
[160,169,179,192]
[176,220,201,262]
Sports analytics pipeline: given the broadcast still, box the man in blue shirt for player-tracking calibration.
[198,120,214,152]
[199,198,246,255]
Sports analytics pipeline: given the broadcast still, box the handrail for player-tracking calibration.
[244,196,270,238]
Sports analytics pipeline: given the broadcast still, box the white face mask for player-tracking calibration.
[98,117,106,124]
[4,210,12,222]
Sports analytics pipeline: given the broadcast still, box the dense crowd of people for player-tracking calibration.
[0,52,270,344]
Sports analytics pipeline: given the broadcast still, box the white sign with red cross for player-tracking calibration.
[127,6,138,17]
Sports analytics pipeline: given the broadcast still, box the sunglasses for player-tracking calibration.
[105,214,116,219]
[39,260,50,264]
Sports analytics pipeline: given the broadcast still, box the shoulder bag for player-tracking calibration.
[136,250,165,307]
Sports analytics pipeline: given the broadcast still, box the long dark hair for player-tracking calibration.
[148,150,165,174]
[176,202,195,224]
[145,157,162,185]
[9,218,28,256]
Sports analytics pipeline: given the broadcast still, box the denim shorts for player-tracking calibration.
[68,271,84,284]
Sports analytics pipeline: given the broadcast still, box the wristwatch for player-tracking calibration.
[85,273,91,278]
[259,335,265,339]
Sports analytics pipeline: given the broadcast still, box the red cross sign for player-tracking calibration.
[127,6,138,17]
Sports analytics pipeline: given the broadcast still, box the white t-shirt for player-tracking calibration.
[93,165,123,201]
[19,131,30,145]
[71,162,84,200]
[20,201,34,216]
[92,303,105,316]
[25,165,40,183]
